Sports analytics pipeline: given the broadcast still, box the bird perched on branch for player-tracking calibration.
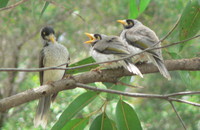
[34,26,70,128]
[117,19,171,80]
[84,33,143,78]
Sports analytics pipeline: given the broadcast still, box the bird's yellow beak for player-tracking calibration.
[48,34,56,43]
[84,33,95,44]
[117,20,127,25]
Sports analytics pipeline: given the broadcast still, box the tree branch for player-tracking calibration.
[0,0,30,12]
[169,101,187,130]
[0,58,200,112]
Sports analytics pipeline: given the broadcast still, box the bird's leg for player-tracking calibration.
[64,74,73,79]
[91,62,114,73]
[91,66,103,73]
[46,81,54,85]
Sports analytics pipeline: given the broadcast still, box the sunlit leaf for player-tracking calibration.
[62,118,89,130]
[129,0,151,19]
[116,99,142,130]
[90,113,117,130]
[179,0,200,40]
[52,91,99,130]
[0,0,9,8]
[67,56,98,74]
[40,1,49,18]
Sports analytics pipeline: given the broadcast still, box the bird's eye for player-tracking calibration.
[43,32,46,35]
[126,20,134,27]
[94,34,102,40]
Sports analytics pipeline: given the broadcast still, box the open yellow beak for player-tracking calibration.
[84,33,95,44]
[117,20,127,25]
[48,34,56,43]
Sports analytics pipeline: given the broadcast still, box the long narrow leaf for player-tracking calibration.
[67,56,98,74]
[116,99,142,130]
[52,91,98,130]
[62,118,89,130]
[179,0,200,40]
[40,1,49,18]
[90,113,117,130]
[129,0,151,19]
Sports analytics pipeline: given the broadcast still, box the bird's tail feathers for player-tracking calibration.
[34,96,51,128]
[124,59,143,78]
[150,55,171,80]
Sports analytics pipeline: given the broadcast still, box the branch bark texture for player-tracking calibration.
[0,58,200,112]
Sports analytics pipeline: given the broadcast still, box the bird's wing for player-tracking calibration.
[94,38,130,55]
[39,49,45,86]
[125,26,160,50]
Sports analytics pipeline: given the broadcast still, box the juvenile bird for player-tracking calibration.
[117,19,171,80]
[34,26,70,128]
[84,33,143,78]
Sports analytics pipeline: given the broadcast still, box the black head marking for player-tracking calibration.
[125,19,135,29]
[94,34,102,40]
[41,26,55,40]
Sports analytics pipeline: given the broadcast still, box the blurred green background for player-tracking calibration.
[0,0,200,129]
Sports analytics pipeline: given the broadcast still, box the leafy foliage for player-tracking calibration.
[116,99,142,130]
[90,113,116,130]
[0,0,9,8]
[129,0,151,18]
[179,0,200,40]
[40,1,49,18]
[52,91,98,129]
[0,0,200,130]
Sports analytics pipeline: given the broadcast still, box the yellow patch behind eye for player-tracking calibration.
[43,32,46,35]
[97,36,101,40]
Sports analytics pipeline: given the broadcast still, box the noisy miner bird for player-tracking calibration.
[117,19,171,80]
[34,26,70,128]
[84,33,143,78]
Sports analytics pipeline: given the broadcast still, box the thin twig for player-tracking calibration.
[167,98,200,107]
[152,16,180,47]
[75,83,200,107]
[169,101,187,130]
[43,0,85,22]
[0,0,29,12]
[166,91,200,97]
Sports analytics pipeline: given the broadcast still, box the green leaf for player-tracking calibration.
[52,91,99,130]
[67,56,98,74]
[90,113,117,130]
[179,0,200,40]
[129,0,151,19]
[62,118,89,130]
[116,99,142,130]
[0,0,9,8]
[40,1,49,18]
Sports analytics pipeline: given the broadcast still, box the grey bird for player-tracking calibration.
[34,26,70,128]
[84,33,143,78]
[117,19,171,80]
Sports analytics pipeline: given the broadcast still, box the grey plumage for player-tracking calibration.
[118,19,171,80]
[34,27,69,128]
[85,34,143,77]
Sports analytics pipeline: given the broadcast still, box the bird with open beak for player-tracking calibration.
[84,33,143,77]
[34,26,70,128]
[117,19,171,80]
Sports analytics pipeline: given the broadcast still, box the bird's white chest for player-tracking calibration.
[42,44,69,83]
[90,48,123,69]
